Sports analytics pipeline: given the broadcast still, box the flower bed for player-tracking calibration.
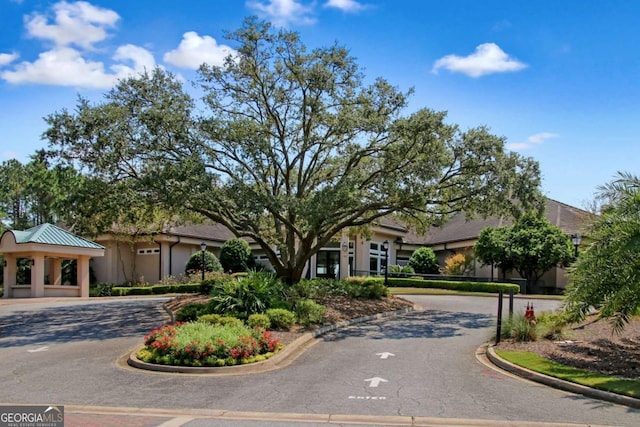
[137,322,282,367]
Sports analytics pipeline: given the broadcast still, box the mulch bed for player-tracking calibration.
[496,315,640,379]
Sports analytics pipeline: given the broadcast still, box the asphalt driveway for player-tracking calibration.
[0,295,638,427]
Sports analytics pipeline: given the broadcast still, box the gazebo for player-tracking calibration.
[1,223,105,298]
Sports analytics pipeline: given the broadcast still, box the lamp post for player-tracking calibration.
[382,240,389,287]
[200,242,207,282]
[571,233,581,258]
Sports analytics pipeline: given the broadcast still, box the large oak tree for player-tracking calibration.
[44,18,541,284]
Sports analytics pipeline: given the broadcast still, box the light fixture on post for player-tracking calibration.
[382,240,389,287]
[200,242,207,282]
[571,234,581,258]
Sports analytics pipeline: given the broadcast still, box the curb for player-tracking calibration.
[485,345,640,409]
[57,403,612,427]
[127,305,416,375]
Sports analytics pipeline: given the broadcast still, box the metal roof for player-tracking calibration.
[10,223,104,249]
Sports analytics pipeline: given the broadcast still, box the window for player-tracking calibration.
[369,242,386,275]
[137,248,159,255]
[316,250,340,278]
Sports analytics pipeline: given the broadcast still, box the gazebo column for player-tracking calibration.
[31,253,45,297]
[50,258,62,286]
[3,254,17,298]
[77,255,91,298]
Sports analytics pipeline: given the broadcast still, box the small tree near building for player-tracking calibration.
[408,247,439,274]
[441,253,473,276]
[475,213,574,293]
[220,238,254,273]
[185,251,223,276]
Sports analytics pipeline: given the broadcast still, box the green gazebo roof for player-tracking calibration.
[10,223,104,249]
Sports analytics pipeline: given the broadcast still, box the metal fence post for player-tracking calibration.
[508,289,514,320]
[496,290,504,345]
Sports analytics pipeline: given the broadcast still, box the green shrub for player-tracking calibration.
[289,280,318,299]
[408,247,439,274]
[389,265,415,274]
[125,287,153,295]
[171,283,200,294]
[220,238,255,273]
[289,278,343,299]
[502,314,538,342]
[536,310,570,340]
[197,314,222,324]
[266,308,296,330]
[151,285,172,294]
[200,276,232,295]
[387,277,520,294]
[345,278,389,299]
[218,316,245,328]
[197,313,246,328]
[94,283,113,297]
[185,250,223,276]
[176,303,209,322]
[209,272,285,318]
[295,298,326,326]
[247,313,271,329]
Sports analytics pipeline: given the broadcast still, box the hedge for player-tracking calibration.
[111,283,200,296]
[387,277,520,294]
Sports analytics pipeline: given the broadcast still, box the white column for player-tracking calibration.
[31,253,45,297]
[3,254,17,298]
[78,255,91,298]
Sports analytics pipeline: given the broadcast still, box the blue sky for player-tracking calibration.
[1,0,639,209]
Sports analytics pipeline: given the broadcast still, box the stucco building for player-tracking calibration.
[88,198,590,293]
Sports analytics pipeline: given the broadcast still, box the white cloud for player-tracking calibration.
[246,0,316,26]
[1,2,157,89]
[506,132,558,151]
[1,45,155,89]
[111,44,157,75]
[25,1,120,49]
[0,53,19,67]
[163,32,236,70]
[324,0,366,12]
[432,43,527,78]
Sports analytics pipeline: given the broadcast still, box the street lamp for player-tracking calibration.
[571,233,581,258]
[200,241,207,282]
[382,240,389,287]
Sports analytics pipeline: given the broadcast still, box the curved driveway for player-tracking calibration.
[0,295,638,426]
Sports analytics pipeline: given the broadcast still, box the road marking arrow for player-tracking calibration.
[364,377,388,387]
[27,346,49,353]
[376,352,395,359]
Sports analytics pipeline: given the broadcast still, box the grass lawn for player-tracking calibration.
[495,350,640,398]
